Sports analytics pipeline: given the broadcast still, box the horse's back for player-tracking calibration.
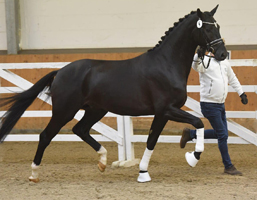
[81,57,156,115]
[49,58,151,114]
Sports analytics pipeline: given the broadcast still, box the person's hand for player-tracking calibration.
[240,93,248,105]
[197,47,206,58]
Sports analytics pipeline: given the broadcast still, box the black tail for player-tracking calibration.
[0,70,58,142]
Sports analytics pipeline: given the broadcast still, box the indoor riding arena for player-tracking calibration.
[0,1,256,200]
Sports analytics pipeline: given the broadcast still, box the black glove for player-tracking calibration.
[240,93,248,105]
[197,47,206,58]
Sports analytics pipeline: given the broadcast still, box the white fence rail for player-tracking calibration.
[0,60,256,163]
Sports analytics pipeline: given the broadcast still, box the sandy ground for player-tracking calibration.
[0,140,257,200]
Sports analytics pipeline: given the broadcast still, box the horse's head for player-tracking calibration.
[194,5,227,61]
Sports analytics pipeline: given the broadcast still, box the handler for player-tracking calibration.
[180,46,248,175]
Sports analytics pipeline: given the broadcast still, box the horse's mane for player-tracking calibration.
[148,11,196,52]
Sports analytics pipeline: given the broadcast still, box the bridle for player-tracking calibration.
[197,19,224,54]
[196,19,224,68]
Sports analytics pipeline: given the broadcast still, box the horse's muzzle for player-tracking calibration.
[213,42,227,61]
[214,50,227,61]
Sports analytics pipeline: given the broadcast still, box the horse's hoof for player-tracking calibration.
[98,162,106,172]
[185,152,199,167]
[137,171,151,183]
[29,176,39,183]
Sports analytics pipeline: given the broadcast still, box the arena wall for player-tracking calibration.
[1,1,257,50]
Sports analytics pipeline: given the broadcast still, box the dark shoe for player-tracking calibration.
[224,165,242,176]
[180,128,192,148]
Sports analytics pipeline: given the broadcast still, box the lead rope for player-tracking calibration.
[193,50,214,69]
[200,55,211,69]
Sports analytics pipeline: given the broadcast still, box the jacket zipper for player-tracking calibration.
[208,79,213,94]
[220,63,226,102]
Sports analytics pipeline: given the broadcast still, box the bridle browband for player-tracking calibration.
[196,19,224,69]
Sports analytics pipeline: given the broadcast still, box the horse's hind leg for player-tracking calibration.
[29,111,78,183]
[72,108,108,172]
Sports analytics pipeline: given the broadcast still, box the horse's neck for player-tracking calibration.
[153,15,198,78]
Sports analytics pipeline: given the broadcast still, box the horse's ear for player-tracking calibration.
[197,8,203,19]
[210,4,219,16]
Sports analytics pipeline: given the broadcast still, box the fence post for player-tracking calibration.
[111,116,140,168]
[116,115,125,161]
[124,116,135,160]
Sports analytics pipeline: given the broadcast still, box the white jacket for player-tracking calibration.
[192,53,244,103]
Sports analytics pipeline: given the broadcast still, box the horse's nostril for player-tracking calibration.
[221,52,227,60]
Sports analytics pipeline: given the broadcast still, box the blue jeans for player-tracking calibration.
[190,102,233,169]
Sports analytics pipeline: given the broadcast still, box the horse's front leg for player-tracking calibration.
[138,115,167,183]
[164,106,204,167]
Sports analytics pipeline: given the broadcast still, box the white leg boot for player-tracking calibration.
[195,128,204,152]
[185,128,204,167]
[97,146,107,172]
[29,162,40,183]
[137,148,153,183]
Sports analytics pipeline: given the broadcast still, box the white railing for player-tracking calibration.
[0,59,256,164]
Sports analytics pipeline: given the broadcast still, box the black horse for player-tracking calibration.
[0,5,227,182]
